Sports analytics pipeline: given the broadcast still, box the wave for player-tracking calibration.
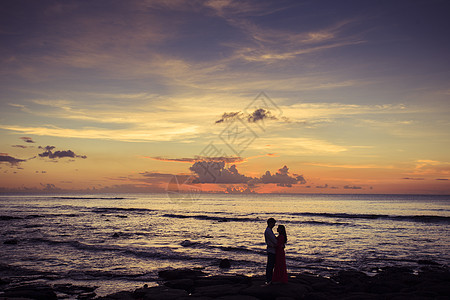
[54,197,129,200]
[92,207,156,214]
[29,237,212,262]
[163,213,354,226]
[0,215,22,221]
[290,212,450,224]
[163,213,257,223]
[180,240,261,255]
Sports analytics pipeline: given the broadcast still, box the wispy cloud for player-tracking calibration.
[0,124,200,142]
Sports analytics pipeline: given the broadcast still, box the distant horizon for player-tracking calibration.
[1,189,449,197]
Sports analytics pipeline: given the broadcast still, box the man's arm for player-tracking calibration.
[265,228,277,247]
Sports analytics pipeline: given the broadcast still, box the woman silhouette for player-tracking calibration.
[272,225,288,283]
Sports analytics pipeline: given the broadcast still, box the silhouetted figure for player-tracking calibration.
[264,218,277,283]
[272,225,288,283]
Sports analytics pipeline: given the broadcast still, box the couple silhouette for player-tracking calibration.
[264,218,288,284]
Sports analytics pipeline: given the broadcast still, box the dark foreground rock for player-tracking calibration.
[96,266,450,300]
[1,266,449,299]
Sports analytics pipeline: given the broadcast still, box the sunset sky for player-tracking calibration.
[1,0,449,194]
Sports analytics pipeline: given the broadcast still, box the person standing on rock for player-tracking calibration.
[272,225,288,283]
[264,218,277,284]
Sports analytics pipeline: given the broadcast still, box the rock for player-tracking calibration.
[219,258,232,269]
[2,283,57,300]
[134,286,188,300]
[53,283,97,295]
[195,275,250,287]
[331,270,369,293]
[158,268,206,280]
[417,259,440,266]
[192,284,247,297]
[164,278,195,291]
[216,295,259,300]
[241,282,309,300]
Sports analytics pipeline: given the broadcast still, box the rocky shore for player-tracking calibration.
[1,265,449,299]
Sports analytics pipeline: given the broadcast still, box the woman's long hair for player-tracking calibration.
[278,225,287,243]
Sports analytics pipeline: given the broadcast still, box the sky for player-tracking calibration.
[0,0,449,195]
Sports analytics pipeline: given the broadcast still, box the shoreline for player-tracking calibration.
[1,265,449,299]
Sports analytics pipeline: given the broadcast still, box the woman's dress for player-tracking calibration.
[272,234,288,283]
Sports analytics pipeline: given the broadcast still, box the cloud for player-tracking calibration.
[0,154,26,166]
[38,146,87,159]
[343,185,363,190]
[257,165,306,187]
[436,178,449,181]
[215,108,278,124]
[12,145,28,148]
[189,161,305,187]
[190,161,252,184]
[402,177,425,180]
[20,137,35,143]
[316,184,329,189]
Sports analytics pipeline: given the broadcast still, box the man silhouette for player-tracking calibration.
[264,217,277,284]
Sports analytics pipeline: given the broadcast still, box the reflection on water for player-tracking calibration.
[0,193,449,295]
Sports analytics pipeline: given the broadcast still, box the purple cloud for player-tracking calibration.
[38,146,87,159]
[0,154,26,166]
[20,137,35,143]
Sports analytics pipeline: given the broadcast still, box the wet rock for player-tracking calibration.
[331,270,370,293]
[158,268,206,280]
[241,282,309,300]
[219,258,231,269]
[417,259,440,266]
[53,283,97,295]
[134,286,188,300]
[192,284,247,297]
[164,278,195,291]
[216,295,259,300]
[2,283,57,300]
[195,275,250,287]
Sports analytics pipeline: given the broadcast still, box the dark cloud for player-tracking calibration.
[258,165,306,187]
[215,108,278,124]
[0,154,26,166]
[402,177,425,180]
[343,185,363,190]
[190,161,252,184]
[316,184,328,189]
[215,112,242,124]
[38,146,87,159]
[20,137,35,143]
[189,161,306,187]
[436,178,448,181]
[12,145,28,148]
[248,108,277,123]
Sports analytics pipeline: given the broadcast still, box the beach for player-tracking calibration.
[1,265,450,299]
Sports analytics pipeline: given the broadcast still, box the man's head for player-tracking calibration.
[267,217,276,228]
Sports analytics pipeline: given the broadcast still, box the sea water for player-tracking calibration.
[0,193,449,296]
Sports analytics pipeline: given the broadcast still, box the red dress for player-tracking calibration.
[272,234,288,283]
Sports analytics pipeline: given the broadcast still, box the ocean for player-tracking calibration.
[0,193,449,297]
